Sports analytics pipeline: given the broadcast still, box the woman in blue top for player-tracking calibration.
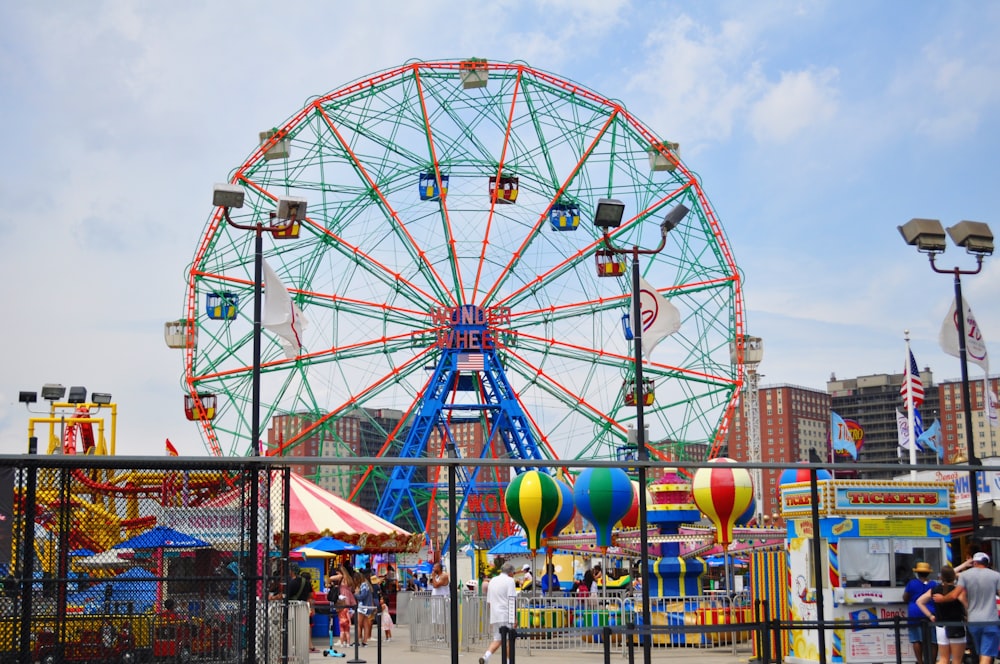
[904,561,938,664]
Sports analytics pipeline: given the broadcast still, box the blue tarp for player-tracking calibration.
[67,567,157,613]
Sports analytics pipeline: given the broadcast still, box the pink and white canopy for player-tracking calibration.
[207,472,420,552]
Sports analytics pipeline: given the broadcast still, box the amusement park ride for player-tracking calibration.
[17,384,232,554]
[170,58,745,549]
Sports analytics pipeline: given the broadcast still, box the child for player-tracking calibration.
[379,599,393,642]
[338,602,353,647]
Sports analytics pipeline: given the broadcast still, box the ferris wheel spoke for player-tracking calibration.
[409,70,471,303]
[481,112,620,307]
[469,69,525,303]
[311,105,459,306]
[501,347,622,459]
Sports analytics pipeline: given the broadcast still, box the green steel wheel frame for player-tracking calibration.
[181,59,744,531]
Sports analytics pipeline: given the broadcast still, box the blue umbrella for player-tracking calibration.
[294,536,360,554]
[113,526,210,550]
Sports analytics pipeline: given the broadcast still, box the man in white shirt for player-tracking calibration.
[480,563,517,664]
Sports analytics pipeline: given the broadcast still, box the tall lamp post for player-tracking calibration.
[899,218,994,533]
[212,184,306,663]
[594,198,689,664]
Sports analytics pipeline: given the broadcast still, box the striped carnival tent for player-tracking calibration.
[749,549,790,661]
[207,472,421,552]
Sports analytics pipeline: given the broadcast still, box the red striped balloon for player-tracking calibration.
[692,458,753,547]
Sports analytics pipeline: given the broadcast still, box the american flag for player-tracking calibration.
[900,349,924,408]
[456,353,484,371]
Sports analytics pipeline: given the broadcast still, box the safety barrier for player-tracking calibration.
[407,591,452,649]
[407,591,755,655]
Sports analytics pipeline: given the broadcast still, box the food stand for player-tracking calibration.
[780,479,954,664]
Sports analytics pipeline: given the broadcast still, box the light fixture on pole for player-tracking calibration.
[66,386,88,404]
[41,384,66,402]
[899,217,994,532]
[91,393,112,406]
[594,198,689,664]
[213,183,308,664]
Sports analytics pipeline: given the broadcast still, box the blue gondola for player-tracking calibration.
[205,292,238,320]
[548,202,580,231]
[419,172,449,201]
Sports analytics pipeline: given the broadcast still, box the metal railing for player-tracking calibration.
[407,590,755,656]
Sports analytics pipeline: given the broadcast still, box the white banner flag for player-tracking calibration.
[896,409,915,454]
[631,275,681,357]
[262,259,309,359]
[939,297,989,371]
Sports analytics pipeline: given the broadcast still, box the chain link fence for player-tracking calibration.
[0,456,288,664]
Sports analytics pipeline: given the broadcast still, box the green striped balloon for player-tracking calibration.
[505,471,562,551]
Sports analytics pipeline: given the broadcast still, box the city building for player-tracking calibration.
[828,368,940,478]
[727,383,831,519]
[266,407,413,513]
[937,375,1000,461]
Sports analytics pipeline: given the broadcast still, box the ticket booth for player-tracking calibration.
[780,479,954,664]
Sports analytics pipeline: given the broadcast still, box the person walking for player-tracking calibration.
[904,561,938,664]
[918,564,967,664]
[328,564,357,648]
[937,552,1000,664]
[480,562,517,664]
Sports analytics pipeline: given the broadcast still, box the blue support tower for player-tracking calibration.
[374,304,547,545]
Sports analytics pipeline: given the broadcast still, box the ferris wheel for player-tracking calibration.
[174,59,743,538]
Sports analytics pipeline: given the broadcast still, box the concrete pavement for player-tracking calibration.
[306,623,750,664]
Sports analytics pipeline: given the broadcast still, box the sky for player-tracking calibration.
[1,0,999,457]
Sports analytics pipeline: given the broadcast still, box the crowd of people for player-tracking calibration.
[904,548,1000,664]
[265,559,399,652]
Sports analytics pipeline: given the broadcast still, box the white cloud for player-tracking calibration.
[625,13,767,148]
[748,67,839,143]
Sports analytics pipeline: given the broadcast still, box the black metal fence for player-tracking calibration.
[0,452,978,664]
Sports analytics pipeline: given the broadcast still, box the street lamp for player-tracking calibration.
[213,183,307,664]
[595,198,689,664]
[899,217,994,532]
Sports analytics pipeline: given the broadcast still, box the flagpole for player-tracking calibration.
[985,373,996,456]
[904,332,917,479]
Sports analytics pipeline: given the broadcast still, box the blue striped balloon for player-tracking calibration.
[573,468,633,549]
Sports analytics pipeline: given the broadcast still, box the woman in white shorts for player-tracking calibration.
[917,565,967,664]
